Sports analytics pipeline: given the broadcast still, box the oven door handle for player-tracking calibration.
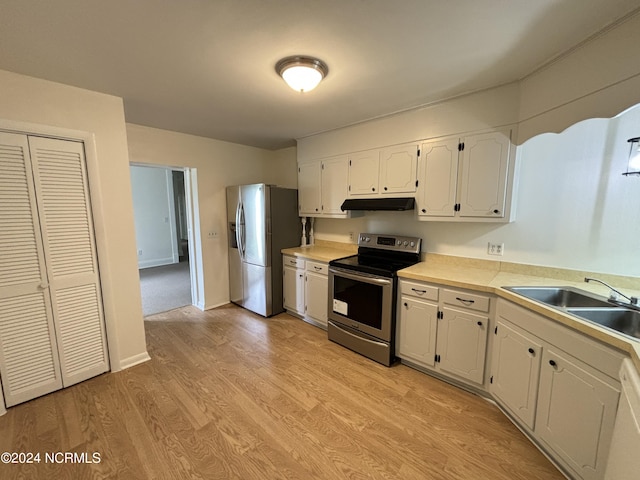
[329,266,392,286]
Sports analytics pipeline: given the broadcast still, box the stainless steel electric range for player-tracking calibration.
[328,233,422,366]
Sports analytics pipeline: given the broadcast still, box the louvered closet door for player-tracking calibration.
[0,132,63,407]
[29,136,109,388]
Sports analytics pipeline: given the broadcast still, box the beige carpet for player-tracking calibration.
[139,261,191,316]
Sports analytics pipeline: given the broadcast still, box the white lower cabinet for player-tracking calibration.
[493,299,623,480]
[282,256,328,329]
[304,261,328,327]
[397,280,490,386]
[438,306,488,384]
[398,295,438,367]
[283,256,305,315]
[536,348,619,480]
[491,319,542,430]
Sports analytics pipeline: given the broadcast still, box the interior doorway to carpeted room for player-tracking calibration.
[131,166,194,316]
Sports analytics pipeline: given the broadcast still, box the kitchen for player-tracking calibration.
[0,1,640,479]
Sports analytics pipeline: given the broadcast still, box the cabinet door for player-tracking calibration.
[320,156,349,215]
[536,348,620,480]
[417,138,458,217]
[397,296,438,367]
[491,320,542,429]
[437,307,488,384]
[458,130,510,218]
[283,265,304,315]
[298,162,321,215]
[348,150,379,196]
[0,132,63,407]
[305,271,328,326]
[379,144,418,194]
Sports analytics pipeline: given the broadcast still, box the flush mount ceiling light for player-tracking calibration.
[276,56,328,93]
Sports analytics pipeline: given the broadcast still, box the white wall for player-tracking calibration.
[0,69,148,371]
[125,124,297,310]
[130,165,178,268]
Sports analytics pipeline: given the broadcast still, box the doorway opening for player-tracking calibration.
[130,165,200,316]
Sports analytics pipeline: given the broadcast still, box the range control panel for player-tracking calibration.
[358,233,422,255]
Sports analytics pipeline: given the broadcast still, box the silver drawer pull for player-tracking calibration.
[411,288,427,295]
[456,297,475,305]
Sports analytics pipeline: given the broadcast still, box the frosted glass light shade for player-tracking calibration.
[276,56,328,93]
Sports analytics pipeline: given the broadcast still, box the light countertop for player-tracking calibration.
[281,241,357,263]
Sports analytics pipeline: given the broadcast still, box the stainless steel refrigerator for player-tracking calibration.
[226,184,301,317]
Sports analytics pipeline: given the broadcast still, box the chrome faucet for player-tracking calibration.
[584,277,638,306]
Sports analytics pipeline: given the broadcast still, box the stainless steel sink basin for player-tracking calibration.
[566,308,640,340]
[504,286,613,308]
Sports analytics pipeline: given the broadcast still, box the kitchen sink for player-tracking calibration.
[566,308,640,340]
[503,286,613,308]
[504,285,640,341]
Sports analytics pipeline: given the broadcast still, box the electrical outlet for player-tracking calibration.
[349,232,354,242]
[488,242,504,256]
[208,231,219,239]
[137,249,142,256]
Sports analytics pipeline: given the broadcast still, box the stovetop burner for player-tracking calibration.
[329,233,422,277]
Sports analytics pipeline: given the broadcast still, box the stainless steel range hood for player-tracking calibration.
[340,197,415,211]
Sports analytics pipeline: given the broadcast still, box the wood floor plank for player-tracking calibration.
[0,304,565,479]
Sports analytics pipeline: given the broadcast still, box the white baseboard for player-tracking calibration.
[138,258,177,269]
[203,300,228,311]
[114,351,151,371]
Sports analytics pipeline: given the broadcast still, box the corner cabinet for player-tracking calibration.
[348,143,419,197]
[492,299,623,480]
[397,279,491,386]
[417,129,516,222]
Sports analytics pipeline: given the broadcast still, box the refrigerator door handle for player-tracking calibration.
[235,202,244,259]
[239,203,247,258]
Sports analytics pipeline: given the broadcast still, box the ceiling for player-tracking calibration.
[1,1,639,150]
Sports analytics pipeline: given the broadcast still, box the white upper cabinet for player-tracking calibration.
[298,155,352,218]
[417,138,459,217]
[348,150,379,195]
[458,131,510,218]
[298,155,351,218]
[298,162,321,215]
[379,144,419,194]
[418,129,515,222]
[348,143,418,197]
[320,155,349,215]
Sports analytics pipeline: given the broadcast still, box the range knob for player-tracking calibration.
[396,240,402,246]
[403,241,408,246]
[365,236,371,242]
[410,241,415,247]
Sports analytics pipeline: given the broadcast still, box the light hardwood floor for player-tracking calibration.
[0,304,564,479]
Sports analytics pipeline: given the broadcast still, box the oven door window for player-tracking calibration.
[333,275,384,330]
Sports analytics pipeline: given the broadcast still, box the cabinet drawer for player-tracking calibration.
[306,261,328,275]
[283,255,305,269]
[442,289,490,313]
[400,281,439,302]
